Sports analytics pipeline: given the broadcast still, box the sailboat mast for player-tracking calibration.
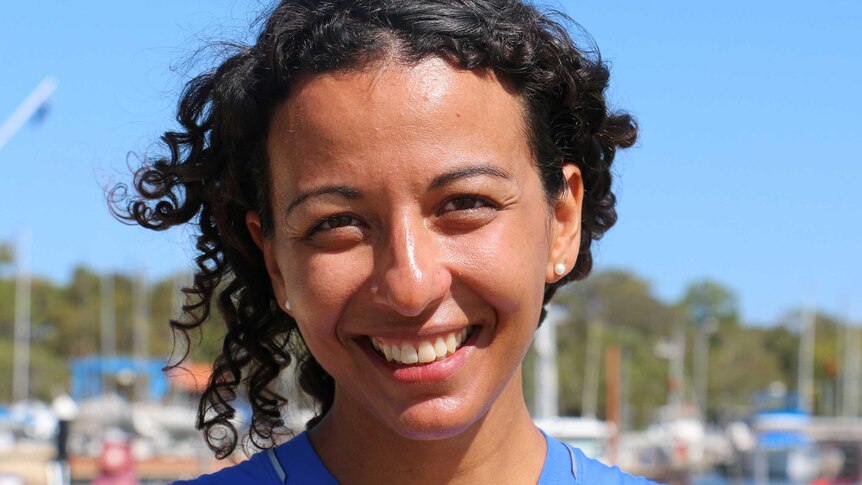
[12,229,32,403]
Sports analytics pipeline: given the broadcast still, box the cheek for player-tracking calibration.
[444,210,550,316]
[281,246,373,343]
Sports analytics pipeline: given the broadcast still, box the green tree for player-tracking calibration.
[548,270,683,427]
[708,323,788,419]
[0,243,12,264]
[679,279,739,326]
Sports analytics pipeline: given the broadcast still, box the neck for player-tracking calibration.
[308,369,546,485]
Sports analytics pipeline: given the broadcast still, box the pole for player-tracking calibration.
[534,305,566,419]
[620,346,632,432]
[133,272,148,359]
[12,229,32,402]
[695,317,717,420]
[0,77,58,153]
[695,325,707,416]
[653,339,679,410]
[605,345,621,464]
[670,326,686,413]
[798,307,816,413]
[843,323,860,417]
[671,325,685,416]
[582,318,603,418]
[100,273,116,394]
[133,272,149,399]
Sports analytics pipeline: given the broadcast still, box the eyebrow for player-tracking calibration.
[285,164,512,215]
[429,164,513,189]
[285,185,361,215]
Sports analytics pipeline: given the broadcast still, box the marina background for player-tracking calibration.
[1,0,860,483]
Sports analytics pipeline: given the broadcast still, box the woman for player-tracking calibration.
[114,0,654,483]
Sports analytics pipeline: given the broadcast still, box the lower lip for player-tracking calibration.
[361,329,479,384]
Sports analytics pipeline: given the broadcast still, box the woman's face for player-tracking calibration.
[250,57,582,439]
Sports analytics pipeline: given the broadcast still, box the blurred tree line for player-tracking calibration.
[521,271,858,428]
[0,259,857,428]
[0,266,225,402]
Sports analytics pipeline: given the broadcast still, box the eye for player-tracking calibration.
[308,214,362,235]
[440,196,496,214]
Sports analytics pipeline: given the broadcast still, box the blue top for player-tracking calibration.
[174,431,661,484]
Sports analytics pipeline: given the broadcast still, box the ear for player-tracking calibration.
[546,164,584,283]
[246,212,290,313]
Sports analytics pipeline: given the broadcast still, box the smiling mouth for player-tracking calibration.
[369,326,475,365]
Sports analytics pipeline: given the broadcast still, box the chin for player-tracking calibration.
[392,417,475,441]
[387,397,488,441]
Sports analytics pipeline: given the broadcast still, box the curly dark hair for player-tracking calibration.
[111,0,636,459]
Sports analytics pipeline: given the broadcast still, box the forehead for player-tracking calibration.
[267,57,533,190]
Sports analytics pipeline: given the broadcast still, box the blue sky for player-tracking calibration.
[1,1,859,325]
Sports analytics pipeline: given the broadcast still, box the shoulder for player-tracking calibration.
[171,448,280,485]
[571,448,663,485]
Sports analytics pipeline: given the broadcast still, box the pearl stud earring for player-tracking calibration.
[284,298,292,311]
[554,263,567,276]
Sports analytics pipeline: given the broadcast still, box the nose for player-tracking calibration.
[372,213,451,317]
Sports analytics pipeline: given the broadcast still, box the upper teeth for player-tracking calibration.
[371,328,471,365]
